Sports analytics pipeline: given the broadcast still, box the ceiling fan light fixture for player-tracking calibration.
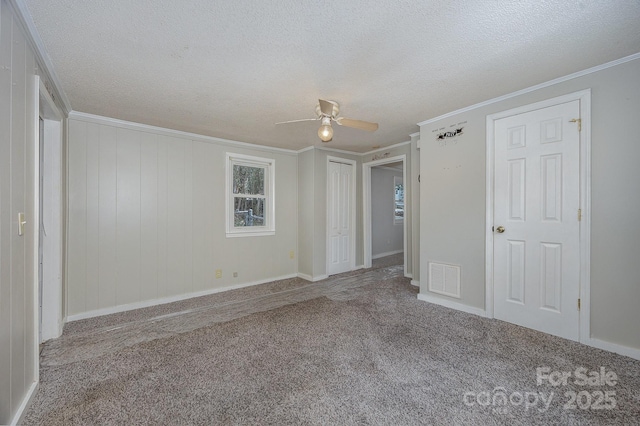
[277,99,377,143]
[318,123,333,142]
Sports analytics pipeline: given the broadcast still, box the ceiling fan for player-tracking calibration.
[276,99,378,142]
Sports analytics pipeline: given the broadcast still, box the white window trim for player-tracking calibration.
[225,152,275,237]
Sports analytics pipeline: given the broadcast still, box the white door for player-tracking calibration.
[328,160,353,275]
[493,100,581,341]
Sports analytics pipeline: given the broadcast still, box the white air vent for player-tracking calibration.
[428,262,461,298]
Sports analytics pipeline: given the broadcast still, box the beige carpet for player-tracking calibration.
[24,258,640,425]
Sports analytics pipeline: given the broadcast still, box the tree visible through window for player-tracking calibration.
[233,164,265,227]
[226,153,275,237]
[394,176,404,223]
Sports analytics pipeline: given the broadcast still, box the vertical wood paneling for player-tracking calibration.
[166,139,185,297]
[191,141,207,291]
[0,2,56,421]
[85,123,100,311]
[209,145,224,280]
[67,120,87,315]
[23,40,36,388]
[203,144,217,288]
[156,136,168,298]
[183,141,193,292]
[98,125,117,309]
[116,129,141,305]
[0,2,13,420]
[10,21,27,399]
[66,117,298,320]
[205,146,216,286]
[140,132,158,301]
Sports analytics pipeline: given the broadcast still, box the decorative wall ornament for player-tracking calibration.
[432,121,467,147]
[371,152,390,161]
[436,127,464,141]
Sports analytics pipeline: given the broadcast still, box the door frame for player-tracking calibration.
[326,156,357,275]
[36,76,64,342]
[485,89,591,343]
[362,154,407,275]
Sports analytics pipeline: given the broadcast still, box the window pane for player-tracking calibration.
[233,197,266,227]
[233,165,265,195]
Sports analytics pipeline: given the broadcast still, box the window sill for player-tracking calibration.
[226,230,275,238]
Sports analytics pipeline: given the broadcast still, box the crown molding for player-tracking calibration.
[296,138,413,157]
[418,52,640,126]
[314,145,363,156]
[296,145,315,154]
[363,140,411,156]
[9,0,71,114]
[69,111,299,155]
[70,110,415,157]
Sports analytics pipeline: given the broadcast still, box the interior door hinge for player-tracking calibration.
[570,118,582,132]
[578,298,581,310]
[578,208,582,221]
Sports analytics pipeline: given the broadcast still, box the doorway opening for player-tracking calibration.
[363,155,408,276]
[37,77,64,342]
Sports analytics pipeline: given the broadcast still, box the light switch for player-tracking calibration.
[18,212,26,236]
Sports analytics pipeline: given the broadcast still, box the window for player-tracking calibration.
[394,176,404,224]
[226,153,275,237]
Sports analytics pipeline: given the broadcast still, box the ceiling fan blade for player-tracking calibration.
[275,118,319,125]
[318,99,335,116]
[335,117,379,132]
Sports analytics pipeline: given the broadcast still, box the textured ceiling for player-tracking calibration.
[23,0,640,152]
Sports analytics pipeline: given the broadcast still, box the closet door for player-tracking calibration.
[328,161,353,276]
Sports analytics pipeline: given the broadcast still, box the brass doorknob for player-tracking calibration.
[496,226,505,233]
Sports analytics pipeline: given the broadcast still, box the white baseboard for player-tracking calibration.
[404,273,413,279]
[586,337,640,361]
[417,292,486,317]
[67,273,298,322]
[410,279,419,287]
[297,273,313,281]
[11,381,38,425]
[372,250,404,260]
[417,294,639,361]
[354,265,365,271]
[297,273,329,282]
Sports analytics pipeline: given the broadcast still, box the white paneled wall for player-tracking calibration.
[0,1,41,422]
[67,117,298,318]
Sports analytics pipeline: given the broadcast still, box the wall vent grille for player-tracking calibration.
[428,262,461,298]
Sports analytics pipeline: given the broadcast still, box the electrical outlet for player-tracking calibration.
[233,272,238,278]
[215,269,222,279]
[289,250,295,259]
